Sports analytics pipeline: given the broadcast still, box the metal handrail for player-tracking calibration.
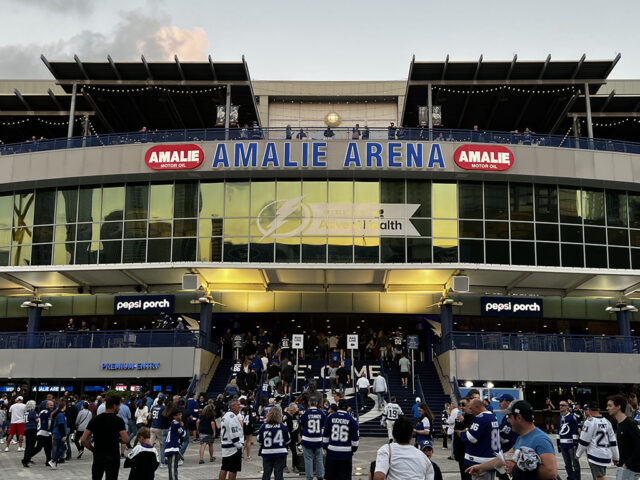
[2,126,639,156]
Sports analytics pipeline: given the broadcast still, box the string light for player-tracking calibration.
[582,117,640,128]
[432,85,576,95]
[558,126,573,147]
[82,84,226,94]
[1,118,30,126]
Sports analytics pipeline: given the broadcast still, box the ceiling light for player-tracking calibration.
[487,382,494,389]
[464,381,473,388]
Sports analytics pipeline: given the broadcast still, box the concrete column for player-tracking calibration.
[26,306,42,348]
[224,84,231,140]
[617,309,631,337]
[427,83,433,140]
[584,82,594,141]
[440,303,453,351]
[199,302,213,350]
[67,83,77,139]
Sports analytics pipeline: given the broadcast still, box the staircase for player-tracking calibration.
[205,359,234,399]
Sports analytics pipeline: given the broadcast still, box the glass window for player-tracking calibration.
[223,238,248,262]
[13,191,35,226]
[11,245,31,266]
[199,218,223,237]
[354,237,379,263]
[13,226,32,245]
[0,228,11,246]
[561,244,584,267]
[510,184,533,221]
[33,226,53,243]
[606,191,628,227]
[100,222,123,241]
[584,227,606,244]
[173,238,197,262]
[355,181,379,204]
[75,242,98,264]
[100,241,122,263]
[434,244,457,263]
[561,225,583,243]
[56,188,77,224]
[608,228,629,246]
[559,188,581,224]
[148,221,172,238]
[0,194,13,228]
[484,183,508,220]
[433,219,456,238]
[125,184,148,220]
[123,240,146,263]
[535,185,558,222]
[631,230,640,247]
[76,223,99,242]
[303,181,327,204]
[609,247,630,269]
[407,238,431,263]
[511,223,534,240]
[55,224,75,243]
[537,242,559,266]
[199,182,224,218]
[224,182,250,217]
[0,247,8,266]
[460,220,483,238]
[174,181,198,218]
[328,237,352,263]
[225,218,249,236]
[31,244,52,266]
[408,181,431,217]
[629,194,640,229]
[329,181,352,205]
[302,237,326,263]
[381,237,405,263]
[149,184,173,219]
[381,180,405,204]
[147,239,171,263]
[102,186,124,221]
[459,182,483,219]
[485,240,509,264]
[582,189,605,225]
[34,190,55,225]
[632,248,640,270]
[277,181,302,201]
[432,183,455,218]
[78,187,101,223]
[485,221,509,239]
[124,221,147,239]
[173,219,197,237]
[460,239,483,263]
[536,223,558,241]
[197,237,222,262]
[585,245,607,268]
[410,219,431,236]
[250,181,276,217]
[53,243,74,265]
[249,237,274,263]
[511,241,535,265]
[276,238,300,263]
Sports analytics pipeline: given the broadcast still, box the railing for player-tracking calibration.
[0,329,205,349]
[2,126,640,156]
[414,374,426,404]
[186,374,198,397]
[436,331,640,355]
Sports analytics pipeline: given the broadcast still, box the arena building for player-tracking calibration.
[0,54,639,412]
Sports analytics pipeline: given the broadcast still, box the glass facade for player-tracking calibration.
[2,179,640,268]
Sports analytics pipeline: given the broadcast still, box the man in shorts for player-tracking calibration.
[6,396,26,451]
[398,353,411,389]
[219,399,244,480]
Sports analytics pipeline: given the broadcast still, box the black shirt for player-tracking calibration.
[453,412,474,460]
[86,412,126,459]
[616,417,640,473]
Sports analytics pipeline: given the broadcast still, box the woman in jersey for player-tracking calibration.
[196,402,216,464]
[258,406,291,480]
[414,403,434,445]
[240,399,256,460]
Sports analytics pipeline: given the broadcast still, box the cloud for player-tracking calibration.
[11,0,94,14]
[0,9,210,78]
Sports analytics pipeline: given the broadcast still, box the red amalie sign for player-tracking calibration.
[453,144,514,171]
[144,144,204,170]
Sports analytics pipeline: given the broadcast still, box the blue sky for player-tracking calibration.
[1,0,638,80]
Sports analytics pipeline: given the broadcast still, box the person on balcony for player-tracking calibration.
[387,122,397,139]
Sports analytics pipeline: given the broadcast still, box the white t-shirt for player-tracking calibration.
[375,443,434,480]
[356,377,370,389]
[9,402,26,424]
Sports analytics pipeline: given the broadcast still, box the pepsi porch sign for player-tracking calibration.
[481,296,543,317]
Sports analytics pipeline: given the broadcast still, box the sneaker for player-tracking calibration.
[48,460,57,469]
[178,460,184,466]
[11,439,17,444]
[77,451,83,459]
[3,447,7,452]
[210,457,215,462]
[159,463,167,468]
[292,466,299,473]
[17,447,24,451]
[199,460,205,464]
[120,454,125,459]
[22,460,30,468]
[284,467,290,473]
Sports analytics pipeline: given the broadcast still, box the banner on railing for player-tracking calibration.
[481,296,543,317]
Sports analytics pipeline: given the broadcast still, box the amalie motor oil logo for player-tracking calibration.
[453,144,514,171]
[144,144,204,170]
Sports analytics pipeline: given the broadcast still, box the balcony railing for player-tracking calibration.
[1,127,639,156]
[437,331,640,355]
[0,329,204,349]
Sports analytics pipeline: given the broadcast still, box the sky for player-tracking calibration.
[1,0,639,81]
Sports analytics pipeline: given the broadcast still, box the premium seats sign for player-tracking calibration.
[145,144,204,170]
[454,144,514,171]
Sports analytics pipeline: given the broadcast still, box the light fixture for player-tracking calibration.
[606,303,639,313]
[464,381,473,388]
[20,298,52,310]
[441,297,463,307]
[487,382,494,389]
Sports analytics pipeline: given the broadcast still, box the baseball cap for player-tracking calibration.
[419,439,434,450]
[585,401,599,411]
[158,394,166,400]
[415,397,421,402]
[16,396,23,401]
[496,393,514,403]
[500,400,534,420]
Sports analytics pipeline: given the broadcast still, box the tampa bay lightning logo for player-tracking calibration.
[559,423,570,436]
[257,197,311,239]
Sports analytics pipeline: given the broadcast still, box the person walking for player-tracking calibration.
[457,398,500,480]
[75,401,92,459]
[50,400,69,468]
[123,427,159,480]
[576,402,619,480]
[133,400,149,447]
[165,409,186,480]
[557,399,580,480]
[373,417,434,480]
[219,399,244,480]
[283,403,301,473]
[300,396,326,480]
[606,394,640,480]
[5,395,26,451]
[258,406,291,480]
[20,400,39,468]
[197,402,216,464]
[542,397,555,433]
[356,374,370,411]
[414,403,434,445]
[398,353,411,389]
[372,374,388,411]
[240,401,256,460]
[81,395,128,480]
[382,397,403,442]
[24,399,53,465]
[323,399,359,480]
[148,395,165,457]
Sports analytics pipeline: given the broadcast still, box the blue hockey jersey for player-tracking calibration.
[557,412,579,450]
[37,409,52,437]
[460,411,500,465]
[164,420,186,455]
[322,410,359,460]
[258,423,290,458]
[149,405,165,429]
[300,407,326,449]
[499,415,518,452]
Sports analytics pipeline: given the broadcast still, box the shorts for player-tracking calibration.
[8,423,24,436]
[243,425,253,436]
[221,450,242,473]
[199,434,215,445]
[401,372,409,380]
[590,463,607,479]
[188,420,197,431]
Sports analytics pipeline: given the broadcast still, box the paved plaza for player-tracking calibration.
[0,435,617,479]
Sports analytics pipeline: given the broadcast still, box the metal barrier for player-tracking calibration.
[435,332,640,355]
[0,329,204,349]
[2,126,640,156]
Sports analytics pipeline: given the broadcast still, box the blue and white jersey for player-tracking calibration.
[259,383,272,399]
[576,416,619,466]
[415,417,432,444]
[300,407,326,449]
[557,412,579,450]
[258,423,290,458]
[322,410,359,460]
[460,411,500,465]
[164,420,186,455]
[149,405,165,429]
[631,408,640,426]
[220,411,244,458]
[499,415,518,452]
[37,409,52,437]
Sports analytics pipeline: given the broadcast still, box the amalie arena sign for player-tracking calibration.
[454,144,514,171]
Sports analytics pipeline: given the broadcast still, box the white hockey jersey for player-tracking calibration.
[382,403,403,425]
[220,411,245,458]
[576,416,619,466]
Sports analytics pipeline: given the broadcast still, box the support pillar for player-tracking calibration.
[199,302,213,350]
[67,83,77,139]
[224,84,231,140]
[440,303,453,351]
[572,114,579,148]
[617,309,631,337]
[427,83,433,140]
[26,306,42,348]
[584,82,594,143]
